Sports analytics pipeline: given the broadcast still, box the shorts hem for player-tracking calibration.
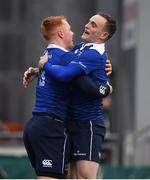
[36,171,66,179]
[74,157,100,164]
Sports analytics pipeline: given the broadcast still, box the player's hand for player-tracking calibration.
[105,59,112,76]
[108,84,113,94]
[38,52,48,69]
[23,67,39,88]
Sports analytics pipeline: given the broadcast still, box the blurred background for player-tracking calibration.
[0,0,150,178]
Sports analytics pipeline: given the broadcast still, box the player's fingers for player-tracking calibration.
[28,67,35,73]
[106,70,112,75]
[23,67,32,78]
[24,67,37,79]
[30,68,37,75]
[40,52,48,60]
[105,67,112,71]
[33,68,40,74]
[106,71,111,76]
[24,70,29,77]
[106,67,112,76]
[106,60,112,69]
[24,72,30,81]
[23,72,28,83]
[23,78,28,88]
[106,62,112,68]
[106,64,111,69]
[44,51,48,57]
[23,76,32,88]
[23,67,36,88]
[109,85,113,94]
[106,59,111,64]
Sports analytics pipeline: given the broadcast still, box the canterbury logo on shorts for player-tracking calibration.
[42,159,53,168]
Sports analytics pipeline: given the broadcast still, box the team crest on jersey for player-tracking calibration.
[74,49,82,56]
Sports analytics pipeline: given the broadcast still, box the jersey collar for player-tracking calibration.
[80,43,105,55]
[83,42,105,49]
[47,44,69,52]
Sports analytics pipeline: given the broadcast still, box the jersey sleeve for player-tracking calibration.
[43,61,85,82]
[73,76,110,99]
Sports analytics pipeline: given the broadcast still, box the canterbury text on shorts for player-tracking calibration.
[23,114,71,178]
[67,119,106,163]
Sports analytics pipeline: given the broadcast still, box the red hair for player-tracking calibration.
[41,16,66,40]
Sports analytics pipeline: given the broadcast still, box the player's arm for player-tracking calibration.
[42,62,113,98]
[39,52,112,76]
[23,53,112,87]
[38,51,102,82]
[43,62,85,82]
[73,76,112,98]
[72,59,113,98]
[38,52,85,82]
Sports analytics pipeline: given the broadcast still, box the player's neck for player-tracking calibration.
[48,39,68,50]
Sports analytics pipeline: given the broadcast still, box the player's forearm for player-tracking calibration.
[43,62,85,82]
[74,76,110,99]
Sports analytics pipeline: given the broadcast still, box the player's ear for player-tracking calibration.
[100,32,109,40]
[58,30,64,39]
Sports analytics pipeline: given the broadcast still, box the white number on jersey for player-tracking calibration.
[39,71,45,86]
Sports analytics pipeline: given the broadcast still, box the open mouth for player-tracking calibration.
[84,30,90,35]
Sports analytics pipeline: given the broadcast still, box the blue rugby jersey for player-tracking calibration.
[42,42,108,124]
[33,44,76,120]
[70,43,107,124]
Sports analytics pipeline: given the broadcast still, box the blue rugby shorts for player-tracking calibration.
[23,115,71,178]
[67,119,106,163]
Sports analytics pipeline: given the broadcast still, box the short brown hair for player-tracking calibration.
[41,16,66,40]
[97,12,116,40]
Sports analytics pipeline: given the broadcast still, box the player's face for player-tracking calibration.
[62,20,74,50]
[81,15,109,43]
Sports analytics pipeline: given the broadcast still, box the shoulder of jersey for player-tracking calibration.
[48,48,66,56]
[89,44,105,55]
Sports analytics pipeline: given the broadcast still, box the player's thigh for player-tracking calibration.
[76,160,99,179]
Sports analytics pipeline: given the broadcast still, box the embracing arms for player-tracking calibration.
[23,53,113,98]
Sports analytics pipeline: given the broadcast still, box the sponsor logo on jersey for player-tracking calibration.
[70,61,87,69]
